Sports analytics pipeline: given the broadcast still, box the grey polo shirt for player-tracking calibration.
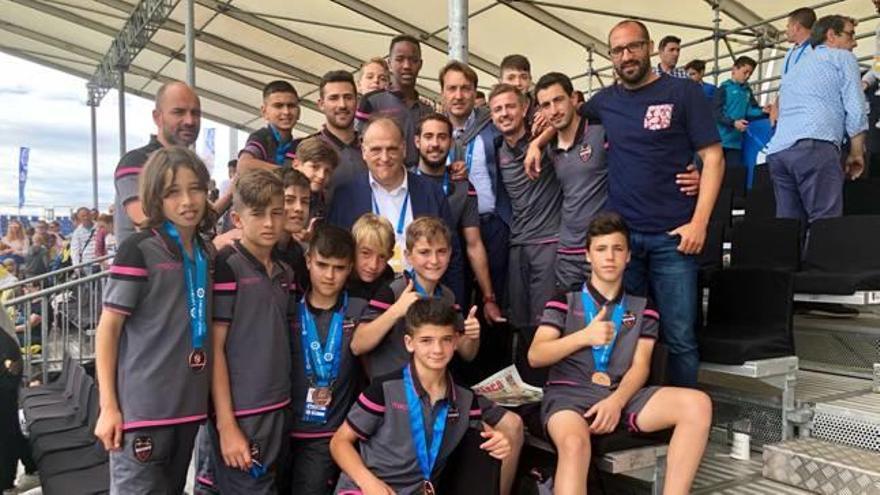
[103,228,214,430]
[213,241,296,415]
[240,126,293,166]
[548,119,608,251]
[540,282,658,390]
[113,136,162,245]
[356,89,435,167]
[497,134,563,246]
[308,127,366,199]
[416,170,479,231]
[335,365,504,494]
[359,276,462,380]
[290,292,365,437]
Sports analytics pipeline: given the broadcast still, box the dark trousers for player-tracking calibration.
[723,147,744,168]
[287,436,338,495]
[768,139,844,225]
[1,386,36,490]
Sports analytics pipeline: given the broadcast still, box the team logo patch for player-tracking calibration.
[249,441,261,462]
[622,311,637,329]
[643,104,674,131]
[133,436,153,462]
[579,144,593,162]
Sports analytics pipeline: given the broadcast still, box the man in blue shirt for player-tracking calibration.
[574,20,723,387]
[766,15,867,224]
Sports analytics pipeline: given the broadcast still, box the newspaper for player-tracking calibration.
[471,365,543,407]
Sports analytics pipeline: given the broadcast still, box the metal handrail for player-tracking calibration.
[2,254,112,292]
[3,270,108,307]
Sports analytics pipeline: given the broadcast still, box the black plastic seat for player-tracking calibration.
[731,218,802,271]
[795,216,880,294]
[843,179,880,216]
[744,185,776,220]
[751,163,772,190]
[699,268,795,365]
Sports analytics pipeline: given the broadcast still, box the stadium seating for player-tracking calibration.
[794,215,880,295]
[843,179,880,216]
[731,218,802,271]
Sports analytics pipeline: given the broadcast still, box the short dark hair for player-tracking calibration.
[319,70,357,98]
[279,167,310,191]
[684,59,706,73]
[789,7,817,30]
[405,298,459,336]
[810,15,856,47]
[389,34,421,56]
[534,72,574,97]
[308,224,355,262]
[416,112,453,136]
[586,212,630,249]
[234,169,283,212]
[262,80,298,100]
[439,61,478,90]
[475,90,486,100]
[295,136,339,169]
[227,159,237,170]
[487,83,526,105]
[733,56,757,69]
[500,54,531,74]
[658,35,681,50]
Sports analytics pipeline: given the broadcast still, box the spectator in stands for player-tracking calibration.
[770,7,818,123]
[309,70,365,199]
[528,212,711,495]
[684,59,717,101]
[766,14,866,224]
[114,81,203,245]
[357,57,390,94]
[33,220,47,237]
[474,90,487,108]
[356,35,435,167]
[23,232,49,278]
[654,35,688,78]
[0,220,28,265]
[714,56,768,168]
[48,220,64,242]
[238,80,301,173]
[95,214,117,260]
[554,20,723,387]
[69,207,98,269]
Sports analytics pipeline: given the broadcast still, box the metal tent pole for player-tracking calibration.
[185,0,196,86]
[587,46,594,95]
[90,98,99,210]
[118,67,126,157]
[448,0,468,63]
[713,1,721,86]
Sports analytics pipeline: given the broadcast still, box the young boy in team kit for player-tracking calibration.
[238,81,301,172]
[209,170,295,494]
[276,167,312,292]
[330,298,512,495]
[348,213,396,301]
[289,225,365,494]
[292,136,340,222]
[528,213,712,495]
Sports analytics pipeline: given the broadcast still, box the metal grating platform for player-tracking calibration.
[795,371,873,404]
[794,313,880,378]
[763,438,880,494]
[812,392,880,452]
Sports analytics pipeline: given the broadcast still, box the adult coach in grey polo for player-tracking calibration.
[113,81,201,245]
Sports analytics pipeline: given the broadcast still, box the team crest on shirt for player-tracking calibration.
[133,436,153,462]
[579,144,593,162]
[622,311,637,329]
[643,104,674,131]
[249,441,262,462]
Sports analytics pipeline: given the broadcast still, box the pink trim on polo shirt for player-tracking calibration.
[103,304,131,316]
[368,299,391,310]
[643,309,660,321]
[557,247,586,254]
[196,476,214,487]
[123,413,207,430]
[339,491,363,495]
[115,167,141,179]
[234,398,291,417]
[213,282,237,292]
[545,301,568,312]
[110,265,148,277]
[545,380,579,386]
[627,412,641,433]
[468,409,481,417]
[290,430,335,439]
[355,110,371,121]
[247,140,268,160]
[358,393,386,413]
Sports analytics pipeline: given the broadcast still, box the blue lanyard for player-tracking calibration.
[448,139,476,174]
[403,364,449,484]
[784,43,808,75]
[269,124,292,165]
[580,285,624,373]
[415,167,449,195]
[298,292,348,386]
[163,221,208,350]
[371,190,410,235]
[407,270,442,298]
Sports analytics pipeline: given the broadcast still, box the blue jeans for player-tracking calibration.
[625,230,700,387]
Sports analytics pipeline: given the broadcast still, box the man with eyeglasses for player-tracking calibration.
[767,15,866,225]
[539,20,723,388]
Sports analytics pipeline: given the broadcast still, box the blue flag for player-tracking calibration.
[18,147,29,209]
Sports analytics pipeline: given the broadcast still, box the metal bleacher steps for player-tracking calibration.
[794,311,880,378]
[763,438,880,494]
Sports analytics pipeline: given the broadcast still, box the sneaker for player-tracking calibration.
[14,473,39,492]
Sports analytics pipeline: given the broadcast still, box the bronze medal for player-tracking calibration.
[133,436,153,462]
[591,371,611,387]
[313,387,333,407]
[188,349,207,372]
[423,480,436,495]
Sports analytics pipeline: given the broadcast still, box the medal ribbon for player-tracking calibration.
[783,43,809,75]
[403,364,449,484]
[371,190,410,236]
[448,139,476,175]
[580,284,624,374]
[299,292,349,386]
[163,221,208,351]
[408,270,442,298]
[269,124,293,165]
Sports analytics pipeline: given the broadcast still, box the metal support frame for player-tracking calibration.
[712,1,721,86]
[586,46,594,94]
[184,0,195,86]
[501,0,610,60]
[118,67,126,156]
[448,0,468,63]
[89,92,99,210]
[86,0,177,106]
[514,0,716,33]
